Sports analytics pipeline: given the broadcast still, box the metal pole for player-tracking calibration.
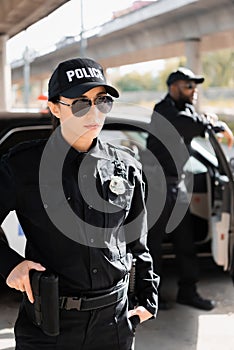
[0,34,11,111]
[80,0,85,57]
[23,46,30,110]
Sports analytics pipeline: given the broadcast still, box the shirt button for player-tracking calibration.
[90,238,94,243]
[88,205,92,210]
[43,203,48,209]
[92,268,98,274]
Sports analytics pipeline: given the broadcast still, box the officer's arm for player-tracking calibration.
[213,120,234,147]
[0,155,25,278]
[125,166,159,320]
[0,155,46,302]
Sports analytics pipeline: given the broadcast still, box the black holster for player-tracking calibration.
[29,270,60,336]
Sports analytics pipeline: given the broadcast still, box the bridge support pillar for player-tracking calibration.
[185,38,203,110]
[185,38,202,74]
[0,35,11,111]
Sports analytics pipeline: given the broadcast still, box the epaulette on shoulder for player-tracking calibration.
[105,141,142,170]
[5,139,46,159]
[106,141,136,158]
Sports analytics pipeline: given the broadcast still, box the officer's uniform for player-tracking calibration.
[0,127,159,350]
[146,93,225,299]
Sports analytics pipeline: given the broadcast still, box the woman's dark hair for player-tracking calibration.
[49,96,60,131]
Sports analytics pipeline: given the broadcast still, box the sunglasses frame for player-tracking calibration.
[57,95,114,117]
[179,81,197,90]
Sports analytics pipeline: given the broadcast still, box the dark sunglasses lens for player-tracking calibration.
[95,96,113,114]
[72,99,91,117]
[187,82,196,89]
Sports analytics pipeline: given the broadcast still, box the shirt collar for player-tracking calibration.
[48,126,110,164]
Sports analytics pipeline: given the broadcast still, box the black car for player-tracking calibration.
[0,108,233,278]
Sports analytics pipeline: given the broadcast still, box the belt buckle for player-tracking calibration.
[66,297,82,311]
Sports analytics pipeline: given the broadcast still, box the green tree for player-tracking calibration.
[202,50,234,87]
[157,57,186,91]
[115,71,159,91]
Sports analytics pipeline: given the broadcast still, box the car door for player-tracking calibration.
[208,129,234,272]
[187,129,234,271]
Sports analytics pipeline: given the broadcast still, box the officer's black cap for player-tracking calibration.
[166,67,205,86]
[48,57,119,100]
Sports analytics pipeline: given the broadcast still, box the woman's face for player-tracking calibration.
[49,86,111,151]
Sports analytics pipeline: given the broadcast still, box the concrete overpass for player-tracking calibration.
[0,0,69,110]
[11,0,234,90]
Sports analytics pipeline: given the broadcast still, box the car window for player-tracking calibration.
[100,129,148,150]
[191,136,218,167]
[192,136,216,156]
[0,126,52,156]
[184,156,208,174]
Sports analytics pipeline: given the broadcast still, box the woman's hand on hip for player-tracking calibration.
[6,260,46,303]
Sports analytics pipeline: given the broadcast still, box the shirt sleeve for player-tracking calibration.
[154,100,225,141]
[0,155,25,278]
[156,103,207,141]
[125,164,159,317]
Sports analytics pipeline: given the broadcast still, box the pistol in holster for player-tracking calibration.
[30,270,60,336]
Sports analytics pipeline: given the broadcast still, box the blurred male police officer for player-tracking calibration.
[0,57,159,350]
[147,67,233,311]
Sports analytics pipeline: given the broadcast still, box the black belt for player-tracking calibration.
[59,282,128,311]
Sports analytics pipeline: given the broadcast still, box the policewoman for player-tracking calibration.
[0,58,159,350]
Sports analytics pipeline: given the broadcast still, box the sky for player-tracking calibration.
[7,0,144,61]
[6,0,163,73]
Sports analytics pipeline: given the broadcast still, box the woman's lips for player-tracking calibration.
[84,124,102,129]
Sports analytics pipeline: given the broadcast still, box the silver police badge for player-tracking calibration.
[109,176,126,195]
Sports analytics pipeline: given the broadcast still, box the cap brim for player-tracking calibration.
[167,75,205,86]
[61,82,119,98]
[191,77,204,84]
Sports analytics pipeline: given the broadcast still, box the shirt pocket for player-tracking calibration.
[97,159,135,212]
[98,163,135,261]
[19,185,68,229]
[108,180,134,211]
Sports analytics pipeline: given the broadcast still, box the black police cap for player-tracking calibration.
[48,57,119,100]
[166,67,205,86]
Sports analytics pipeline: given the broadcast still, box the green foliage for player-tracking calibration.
[159,50,234,89]
[114,49,234,92]
[227,121,234,135]
[115,71,159,91]
[157,57,186,90]
[202,50,234,87]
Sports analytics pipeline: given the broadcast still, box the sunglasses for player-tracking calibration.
[57,95,114,117]
[179,81,197,90]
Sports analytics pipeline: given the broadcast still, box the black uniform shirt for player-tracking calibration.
[0,127,158,316]
[147,94,225,180]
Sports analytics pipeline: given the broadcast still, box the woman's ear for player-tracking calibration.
[47,101,60,119]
